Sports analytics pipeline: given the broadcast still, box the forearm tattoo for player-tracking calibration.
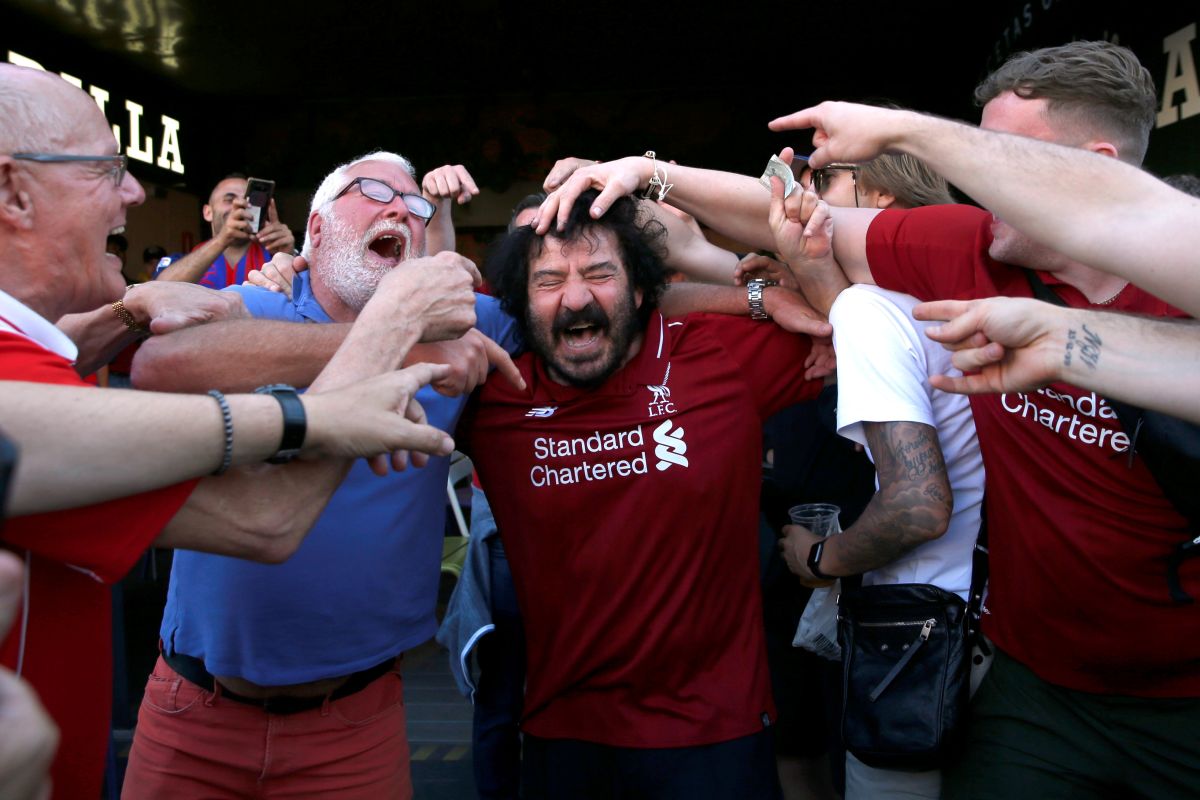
[833,421,952,575]
[1064,324,1102,371]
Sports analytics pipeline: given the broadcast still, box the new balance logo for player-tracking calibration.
[653,419,688,471]
[525,406,557,418]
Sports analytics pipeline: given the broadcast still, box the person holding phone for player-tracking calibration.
[156,173,295,288]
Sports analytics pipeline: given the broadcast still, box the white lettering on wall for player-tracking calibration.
[157,115,184,173]
[1157,24,1200,128]
[123,100,153,163]
[6,50,184,175]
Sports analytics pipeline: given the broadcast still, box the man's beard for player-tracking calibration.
[318,212,422,312]
[525,286,641,389]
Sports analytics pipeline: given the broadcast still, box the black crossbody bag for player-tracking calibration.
[1024,270,1200,602]
[837,510,989,771]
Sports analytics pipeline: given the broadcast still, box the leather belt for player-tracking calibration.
[162,650,397,715]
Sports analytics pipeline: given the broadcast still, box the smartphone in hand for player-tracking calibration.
[244,177,276,233]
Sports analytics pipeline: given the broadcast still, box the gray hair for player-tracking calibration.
[0,65,79,153]
[301,150,416,258]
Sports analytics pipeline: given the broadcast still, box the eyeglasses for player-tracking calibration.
[810,164,861,207]
[11,152,128,186]
[332,177,437,222]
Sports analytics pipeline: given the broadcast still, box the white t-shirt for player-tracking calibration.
[830,285,984,598]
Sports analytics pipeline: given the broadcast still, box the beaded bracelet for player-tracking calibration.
[207,389,234,475]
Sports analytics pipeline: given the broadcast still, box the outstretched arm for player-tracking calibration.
[58,281,251,376]
[771,101,1200,316]
[539,154,780,251]
[539,151,879,286]
[148,254,481,561]
[153,363,451,562]
[913,297,1200,424]
[5,366,455,516]
[135,251,484,393]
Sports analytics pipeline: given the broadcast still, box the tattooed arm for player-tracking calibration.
[913,297,1200,424]
[780,421,952,585]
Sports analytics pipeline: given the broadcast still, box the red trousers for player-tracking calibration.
[122,655,412,799]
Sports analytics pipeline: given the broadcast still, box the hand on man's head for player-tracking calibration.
[535,156,652,235]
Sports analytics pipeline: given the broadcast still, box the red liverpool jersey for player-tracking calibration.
[460,311,821,747]
[867,204,1196,696]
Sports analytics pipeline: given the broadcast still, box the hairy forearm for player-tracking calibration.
[156,457,350,563]
[5,383,291,515]
[1052,308,1200,422]
[663,164,778,252]
[133,320,350,392]
[659,283,746,317]
[308,314,422,392]
[892,112,1200,315]
[821,421,951,577]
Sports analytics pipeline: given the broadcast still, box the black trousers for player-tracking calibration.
[521,728,783,800]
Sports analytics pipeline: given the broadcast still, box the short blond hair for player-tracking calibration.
[859,153,954,209]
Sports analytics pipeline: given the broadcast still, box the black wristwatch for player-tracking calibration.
[254,384,306,463]
[807,538,836,581]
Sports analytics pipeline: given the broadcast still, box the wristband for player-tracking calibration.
[807,538,836,581]
[253,384,306,464]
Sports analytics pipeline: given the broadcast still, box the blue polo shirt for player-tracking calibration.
[159,272,519,684]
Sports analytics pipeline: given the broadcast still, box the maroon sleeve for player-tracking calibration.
[866,205,1007,302]
[695,314,822,419]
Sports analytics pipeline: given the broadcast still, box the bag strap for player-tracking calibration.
[966,495,989,646]
[868,619,934,701]
[1023,269,1200,602]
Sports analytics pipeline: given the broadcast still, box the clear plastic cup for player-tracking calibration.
[787,503,842,537]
